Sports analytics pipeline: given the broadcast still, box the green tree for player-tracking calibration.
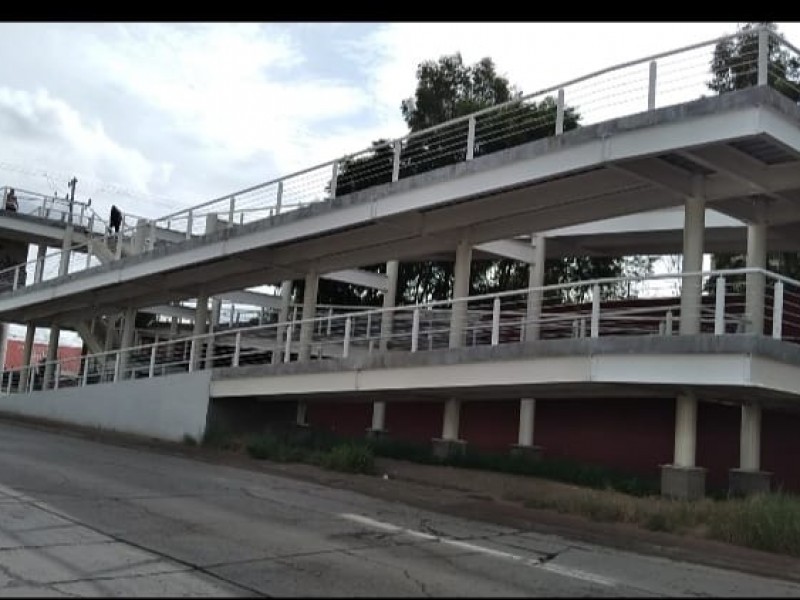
[328,53,651,306]
[708,21,800,101]
[708,22,800,283]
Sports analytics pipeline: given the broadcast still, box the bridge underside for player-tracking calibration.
[3,87,800,325]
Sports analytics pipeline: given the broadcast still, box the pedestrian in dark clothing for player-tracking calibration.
[109,205,122,234]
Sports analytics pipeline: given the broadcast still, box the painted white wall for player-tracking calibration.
[0,371,211,442]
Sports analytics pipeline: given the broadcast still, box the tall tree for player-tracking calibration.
[708,22,800,284]
[330,53,652,306]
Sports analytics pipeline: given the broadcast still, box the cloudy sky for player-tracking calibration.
[3,21,800,223]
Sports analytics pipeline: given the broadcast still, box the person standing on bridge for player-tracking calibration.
[4,188,18,212]
[109,205,122,234]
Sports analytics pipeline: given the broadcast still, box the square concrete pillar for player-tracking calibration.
[432,438,467,460]
[661,465,706,500]
[510,444,544,461]
[729,469,771,497]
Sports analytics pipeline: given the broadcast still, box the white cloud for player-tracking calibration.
[0,86,171,217]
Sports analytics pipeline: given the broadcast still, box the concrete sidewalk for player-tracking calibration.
[0,483,247,597]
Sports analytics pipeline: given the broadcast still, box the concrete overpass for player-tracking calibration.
[0,26,799,501]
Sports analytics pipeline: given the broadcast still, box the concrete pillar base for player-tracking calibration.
[660,465,707,501]
[431,438,467,460]
[510,444,544,461]
[366,428,389,440]
[729,469,772,497]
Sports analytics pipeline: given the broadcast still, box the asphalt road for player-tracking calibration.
[0,421,797,597]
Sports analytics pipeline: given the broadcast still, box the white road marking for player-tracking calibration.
[339,512,615,587]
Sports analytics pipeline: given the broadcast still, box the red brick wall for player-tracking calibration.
[4,339,83,374]
[306,395,800,493]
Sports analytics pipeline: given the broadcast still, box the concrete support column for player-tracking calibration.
[679,185,705,336]
[369,260,399,439]
[510,398,544,460]
[18,323,35,392]
[42,326,60,390]
[191,293,209,370]
[525,234,546,342]
[118,307,137,379]
[298,271,318,362]
[674,393,697,468]
[205,297,222,369]
[296,401,308,427]
[730,403,771,496]
[661,392,706,500]
[379,260,399,352]
[33,244,47,283]
[369,401,387,436]
[449,236,472,349]
[745,220,767,335]
[272,280,293,365]
[433,398,466,459]
[134,218,148,254]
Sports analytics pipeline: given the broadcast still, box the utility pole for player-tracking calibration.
[67,177,77,224]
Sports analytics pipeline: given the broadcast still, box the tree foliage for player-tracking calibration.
[324,52,652,306]
[708,21,800,101]
[708,22,800,282]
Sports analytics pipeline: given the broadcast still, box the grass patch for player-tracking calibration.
[322,443,376,474]
[239,430,375,475]
[368,437,657,497]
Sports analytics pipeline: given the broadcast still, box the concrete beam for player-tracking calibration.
[323,269,389,292]
[474,239,540,264]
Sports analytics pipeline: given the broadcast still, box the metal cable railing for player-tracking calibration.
[4,267,797,394]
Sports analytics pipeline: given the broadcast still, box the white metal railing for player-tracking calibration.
[137,25,779,239]
[0,26,789,295]
[3,267,797,395]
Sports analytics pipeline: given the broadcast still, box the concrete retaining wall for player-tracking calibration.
[0,371,212,442]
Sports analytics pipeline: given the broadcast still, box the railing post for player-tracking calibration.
[186,210,193,239]
[773,281,784,340]
[590,284,600,338]
[115,232,123,259]
[758,27,769,87]
[82,356,90,386]
[233,331,241,367]
[411,309,420,353]
[276,181,283,215]
[648,60,657,111]
[714,276,726,335]
[666,310,674,336]
[6,372,12,395]
[326,308,333,336]
[343,317,351,358]
[466,116,476,161]
[12,267,19,291]
[228,196,235,227]
[148,344,157,378]
[555,88,565,135]
[188,339,196,372]
[53,363,60,390]
[491,297,501,346]
[330,161,339,199]
[85,240,92,269]
[392,141,402,182]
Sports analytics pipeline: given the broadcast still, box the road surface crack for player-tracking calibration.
[403,568,431,597]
